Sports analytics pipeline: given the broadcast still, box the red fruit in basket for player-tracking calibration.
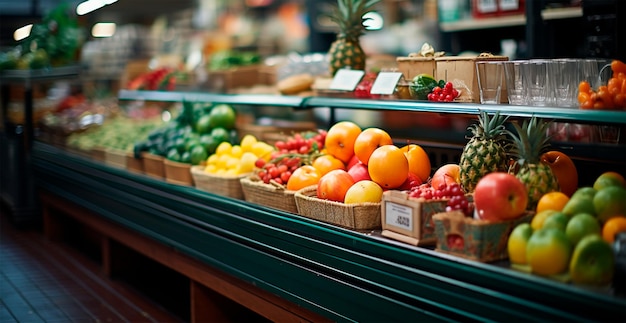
[347,161,371,182]
[317,169,355,202]
[474,172,528,221]
[431,164,461,191]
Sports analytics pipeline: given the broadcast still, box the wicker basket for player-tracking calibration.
[432,210,533,262]
[104,148,127,169]
[240,176,298,213]
[294,186,381,231]
[164,159,193,186]
[190,166,248,199]
[141,152,165,179]
[126,152,144,174]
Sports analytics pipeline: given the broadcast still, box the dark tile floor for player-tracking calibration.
[0,205,182,323]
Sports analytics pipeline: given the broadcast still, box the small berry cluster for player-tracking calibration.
[254,156,302,185]
[427,82,459,102]
[408,182,472,217]
[273,130,326,156]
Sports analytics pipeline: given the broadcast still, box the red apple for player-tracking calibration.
[317,169,356,202]
[346,154,360,170]
[397,172,423,191]
[431,164,461,190]
[347,161,371,182]
[474,172,528,221]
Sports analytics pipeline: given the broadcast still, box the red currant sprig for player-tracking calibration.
[427,81,459,102]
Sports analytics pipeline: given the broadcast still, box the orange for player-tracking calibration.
[400,143,431,183]
[353,127,393,165]
[536,191,570,214]
[324,121,362,163]
[367,144,409,189]
[286,165,321,191]
[312,154,345,177]
[602,216,626,244]
[593,171,626,191]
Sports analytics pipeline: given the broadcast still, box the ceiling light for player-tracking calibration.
[14,24,33,41]
[77,0,119,16]
[92,22,116,37]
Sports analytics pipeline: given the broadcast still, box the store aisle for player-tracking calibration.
[0,205,182,323]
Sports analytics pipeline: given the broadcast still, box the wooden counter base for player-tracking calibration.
[39,190,330,323]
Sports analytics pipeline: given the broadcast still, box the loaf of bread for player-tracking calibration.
[277,73,315,95]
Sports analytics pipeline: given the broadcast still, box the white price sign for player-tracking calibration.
[370,72,403,95]
[329,69,365,91]
[385,201,414,231]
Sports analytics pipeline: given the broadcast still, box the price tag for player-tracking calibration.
[370,72,403,95]
[499,0,520,11]
[476,0,497,13]
[385,201,414,231]
[329,69,365,91]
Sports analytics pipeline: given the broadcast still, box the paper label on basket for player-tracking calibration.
[370,72,403,95]
[329,69,365,91]
[385,201,414,231]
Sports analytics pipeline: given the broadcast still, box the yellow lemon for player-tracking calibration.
[240,134,257,152]
[230,145,243,158]
[216,142,232,156]
[238,152,258,174]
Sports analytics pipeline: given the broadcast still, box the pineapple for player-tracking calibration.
[459,111,510,193]
[508,117,560,209]
[328,0,379,76]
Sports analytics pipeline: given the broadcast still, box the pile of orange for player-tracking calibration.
[578,60,626,110]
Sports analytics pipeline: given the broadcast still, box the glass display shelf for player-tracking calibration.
[118,90,626,126]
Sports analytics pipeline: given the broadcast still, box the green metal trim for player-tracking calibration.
[32,143,626,321]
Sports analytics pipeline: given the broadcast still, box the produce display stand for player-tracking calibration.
[0,66,80,226]
[31,90,626,321]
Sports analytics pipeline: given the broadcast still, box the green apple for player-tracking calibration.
[508,223,533,265]
[542,211,569,232]
[569,234,615,285]
[526,228,572,276]
[565,213,601,246]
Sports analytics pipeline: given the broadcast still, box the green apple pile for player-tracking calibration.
[133,102,238,165]
[508,171,626,285]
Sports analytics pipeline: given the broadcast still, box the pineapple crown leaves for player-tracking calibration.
[330,0,380,40]
[467,110,510,141]
[508,116,553,167]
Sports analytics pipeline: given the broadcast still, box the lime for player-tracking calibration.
[199,134,219,155]
[210,127,230,143]
[593,186,626,223]
[194,114,212,134]
[166,148,181,162]
[180,151,192,164]
[209,104,237,130]
[189,145,209,165]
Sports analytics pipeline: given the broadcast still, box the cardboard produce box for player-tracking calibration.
[396,56,437,82]
[435,54,508,103]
